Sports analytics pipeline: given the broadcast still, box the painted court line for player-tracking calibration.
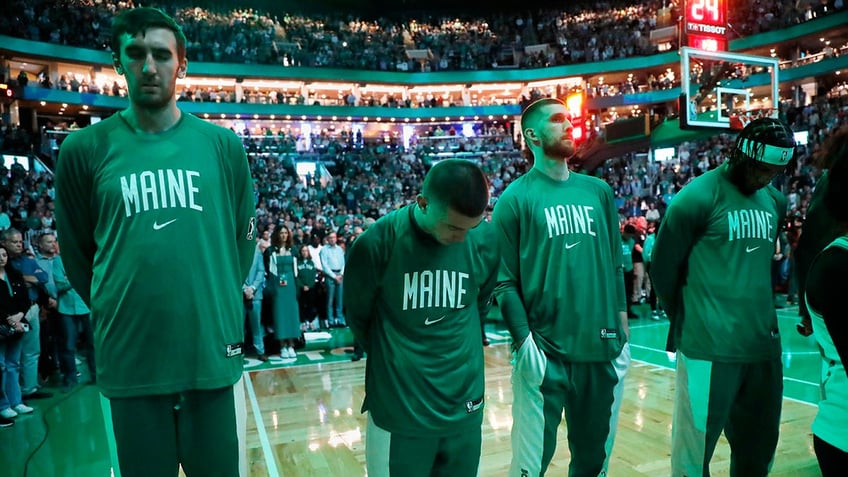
[784,395,818,407]
[783,376,818,387]
[630,322,671,329]
[630,336,821,403]
[244,372,281,477]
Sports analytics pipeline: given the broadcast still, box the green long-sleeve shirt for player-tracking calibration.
[651,163,786,361]
[491,168,627,362]
[54,112,256,398]
[344,204,498,436]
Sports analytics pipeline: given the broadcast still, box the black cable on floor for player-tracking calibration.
[22,385,85,477]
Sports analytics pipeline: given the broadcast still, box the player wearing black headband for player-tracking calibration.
[652,117,795,477]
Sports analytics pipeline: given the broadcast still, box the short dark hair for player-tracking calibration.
[111,8,187,61]
[520,98,564,139]
[38,231,55,243]
[520,98,566,163]
[422,160,489,218]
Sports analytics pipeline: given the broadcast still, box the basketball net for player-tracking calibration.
[729,108,779,131]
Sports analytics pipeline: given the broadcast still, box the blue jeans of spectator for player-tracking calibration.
[0,336,25,409]
[20,304,40,395]
[245,298,264,355]
[58,313,95,385]
[326,278,344,325]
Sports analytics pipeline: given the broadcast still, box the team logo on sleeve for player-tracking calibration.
[246,217,256,240]
[465,396,484,413]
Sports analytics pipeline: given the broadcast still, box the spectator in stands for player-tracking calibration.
[52,237,95,392]
[33,232,60,388]
[264,226,301,359]
[0,205,11,232]
[0,243,34,422]
[1,228,51,401]
[295,245,319,332]
[319,232,345,327]
[244,244,267,362]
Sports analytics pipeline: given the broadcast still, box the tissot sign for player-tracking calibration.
[685,0,728,51]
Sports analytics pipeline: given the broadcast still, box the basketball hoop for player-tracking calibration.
[729,108,779,131]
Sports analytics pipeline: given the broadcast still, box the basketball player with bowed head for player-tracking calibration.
[652,117,796,476]
[344,159,498,477]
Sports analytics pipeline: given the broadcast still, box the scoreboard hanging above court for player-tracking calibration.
[684,0,728,52]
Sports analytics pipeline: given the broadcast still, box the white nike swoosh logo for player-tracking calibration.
[424,315,447,326]
[565,242,581,249]
[746,246,760,253]
[153,219,178,230]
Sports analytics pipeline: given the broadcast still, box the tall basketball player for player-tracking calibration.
[54,8,256,477]
[492,97,631,477]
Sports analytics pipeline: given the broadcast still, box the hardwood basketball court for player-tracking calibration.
[0,305,823,476]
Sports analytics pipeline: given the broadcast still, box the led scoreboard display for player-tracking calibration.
[684,0,728,52]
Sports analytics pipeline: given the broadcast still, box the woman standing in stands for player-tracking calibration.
[0,244,35,422]
[264,226,301,359]
[296,245,319,332]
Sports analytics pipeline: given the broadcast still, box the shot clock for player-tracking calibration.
[684,0,728,52]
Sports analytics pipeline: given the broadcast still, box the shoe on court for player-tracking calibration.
[0,416,13,428]
[0,408,18,419]
[13,404,33,414]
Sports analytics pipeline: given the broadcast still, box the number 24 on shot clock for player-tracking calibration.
[685,0,728,51]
